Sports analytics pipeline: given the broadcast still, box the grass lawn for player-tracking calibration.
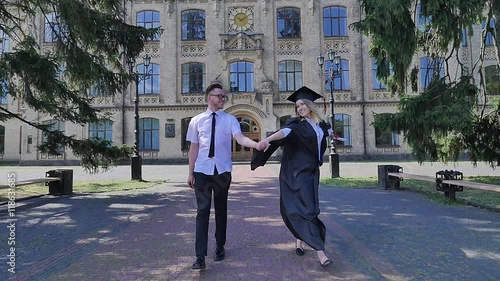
[0,180,165,203]
[321,176,500,210]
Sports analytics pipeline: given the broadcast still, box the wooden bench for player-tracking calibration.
[0,177,61,190]
[0,169,73,196]
[378,165,500,200]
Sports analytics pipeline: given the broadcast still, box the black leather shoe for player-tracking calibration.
[192,257,206,270]
[213,247,225,261]
[320,259,333,268]
[295,247,305,256]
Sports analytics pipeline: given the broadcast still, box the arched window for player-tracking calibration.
[482,19,495,46]
[136,10,160,41]
[139,118,159,151]
[461,29,468,47]
[181,10,205,40]
[137,63,160,95]
[417,4,432,31]
[182,63,206,94]
[323,6,348,37]
[44,13,66,42]
[42,120,65,152]
[375,114,399,147]
[278,60,303,92]
[0,30,9,52]
[277,7,301,38]
[372,59,386,90]
[485,65,500,96]
[325,59,350,91]
[229,61,254,92]
[333,114,351,146]
[420,57,444,89]
[0,79,8,104]
[372,59,393,90]
[89,121,113,143]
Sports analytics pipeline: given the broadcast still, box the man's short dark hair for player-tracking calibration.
[205,83,223,96]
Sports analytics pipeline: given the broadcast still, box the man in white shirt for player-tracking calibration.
[186,83,265,270]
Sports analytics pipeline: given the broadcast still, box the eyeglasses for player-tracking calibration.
[209,94,228,101]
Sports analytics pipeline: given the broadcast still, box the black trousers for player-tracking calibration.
[194,168,232,258]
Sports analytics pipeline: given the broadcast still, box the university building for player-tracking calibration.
[0,0,497,164]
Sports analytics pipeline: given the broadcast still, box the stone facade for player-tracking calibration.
[0,0,496,164]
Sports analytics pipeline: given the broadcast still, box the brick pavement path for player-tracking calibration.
[0,164,499,280]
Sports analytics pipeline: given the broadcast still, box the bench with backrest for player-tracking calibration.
[378,165,500,200]
[0,169,73,196]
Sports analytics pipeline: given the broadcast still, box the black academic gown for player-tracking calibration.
[252,117,330,250]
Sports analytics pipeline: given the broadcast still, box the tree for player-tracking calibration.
[0,0,159,172]
[353,0,500,167]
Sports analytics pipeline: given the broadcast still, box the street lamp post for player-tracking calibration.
[317,50,341,178]
[131,55,151,181]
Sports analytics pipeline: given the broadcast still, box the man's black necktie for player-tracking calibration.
[208,112,216,158]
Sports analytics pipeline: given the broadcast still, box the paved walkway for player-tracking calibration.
[0,162,499,280]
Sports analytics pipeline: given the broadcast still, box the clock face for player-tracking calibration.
[229,7,254,32]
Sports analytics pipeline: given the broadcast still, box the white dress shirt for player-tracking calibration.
[186,108,242,175]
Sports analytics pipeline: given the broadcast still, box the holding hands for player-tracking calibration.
[255,140,271,152]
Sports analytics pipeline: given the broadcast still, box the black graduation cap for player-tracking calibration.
[287,86,323,103]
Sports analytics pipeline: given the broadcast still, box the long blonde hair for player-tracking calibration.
[296,99,326,124]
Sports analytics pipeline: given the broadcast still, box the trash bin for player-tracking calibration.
[377,165,402,189]
[46,169,73,195]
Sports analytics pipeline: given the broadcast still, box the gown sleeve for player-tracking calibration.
[250,118,299,171]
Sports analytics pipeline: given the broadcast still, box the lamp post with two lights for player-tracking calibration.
[131,55,151,181]
[317,50,341,178]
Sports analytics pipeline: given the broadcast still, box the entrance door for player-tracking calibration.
[232,115,261,161]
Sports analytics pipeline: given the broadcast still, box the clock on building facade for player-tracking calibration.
[228,7,254,32]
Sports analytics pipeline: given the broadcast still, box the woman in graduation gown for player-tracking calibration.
[252,86,333,268]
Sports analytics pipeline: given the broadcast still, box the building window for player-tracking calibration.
[323,6,348,37]
[229,61,254,92]
[89,84,111,97]
[89,121,113,143]
[0,125,4,154]
[42,120,65,152]
[0,30,9,52]
[279,115,292,127]
[372,59,386,90]
[181,10,205,40]
[333,114,351,146]
[182,63,206,94]
[0,80,8,104]
[420,57,444,89]
[137,63,160,95]
[375,113,399,147]
[485,65,500,96]
[44,13,66,42]
[461,29,468,47]
[139,118,159,151]
[417,4,432,31]
[137,11,160,41]
[482,19,495,46]
[181,117,192,151]
[372,59,393,90]
[277,7,301,38]
[278,60,303,92]
[325,59,350,91]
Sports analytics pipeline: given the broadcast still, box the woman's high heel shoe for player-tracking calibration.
[295,240,305,256]
[295,247,305,256]
[320,259,333,268]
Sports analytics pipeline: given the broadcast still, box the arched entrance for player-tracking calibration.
[233,115,261,160]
